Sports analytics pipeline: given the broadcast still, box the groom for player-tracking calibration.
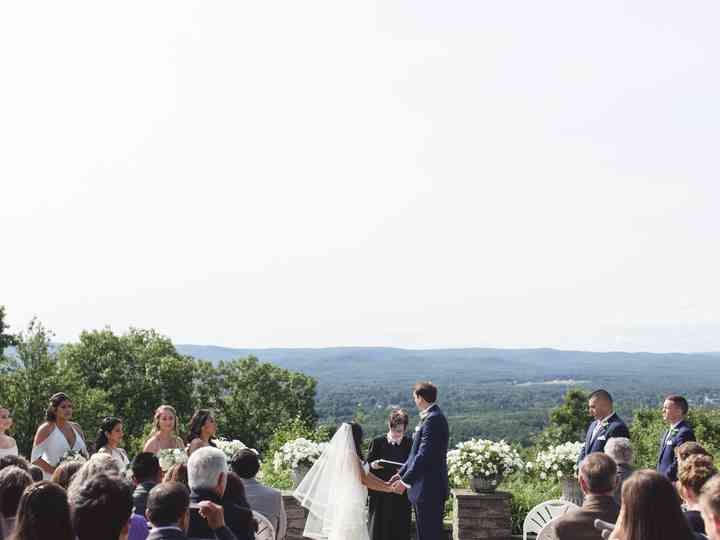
[390,382,449,540]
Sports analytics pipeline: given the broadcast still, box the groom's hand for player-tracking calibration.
[389,473,401,484]
[391,481,407,494]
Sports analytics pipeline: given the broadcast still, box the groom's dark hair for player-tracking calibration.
[589,389,613,403]
[414,382,438,403]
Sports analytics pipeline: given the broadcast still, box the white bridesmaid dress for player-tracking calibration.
[31,424,87,480]
[0,444,18,458]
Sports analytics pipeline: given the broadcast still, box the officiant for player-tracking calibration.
[367,409,413,540]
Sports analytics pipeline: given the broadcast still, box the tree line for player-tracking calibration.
[0,307,318,457]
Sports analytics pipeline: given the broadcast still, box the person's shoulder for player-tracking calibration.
[35,422,55,438]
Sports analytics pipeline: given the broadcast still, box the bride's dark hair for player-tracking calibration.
[349,422,364,461]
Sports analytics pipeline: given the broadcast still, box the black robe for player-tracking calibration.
[367,434,412,540]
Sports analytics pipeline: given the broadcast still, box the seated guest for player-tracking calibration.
[11,481,74,540]
[678,455,717,534]
[231,448,287,540]
[0,456,29,473]
[549,453,620,540]
[677,441,711,467]
[66,452,120,502]
[188,447,250,540]
[700,474,720,540]
[51,460,84,489]
[27,466,43,483]
[657,395,696,482]
[164,463,189,489]
[70,473,133,540]
[222,473,256,540]
[0,466,33,535]
[609,469,700,540]
[133,452,163,516]
[145,481,238,540]
[604,437,634,505]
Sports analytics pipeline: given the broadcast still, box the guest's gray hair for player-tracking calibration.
[604,437,633,465]
[187,447,227,492]
[66,453,120,502]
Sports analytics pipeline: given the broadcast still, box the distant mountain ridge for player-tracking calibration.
[174,344,720,388]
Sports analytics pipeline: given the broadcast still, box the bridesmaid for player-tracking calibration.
[31,392,87,480]
[94,416,129,470]
[0,407,18,458]
[367,409,413,540]
[143,405,185,454]
[186,409,217,455]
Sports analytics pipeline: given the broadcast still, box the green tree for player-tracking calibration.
[218,356,318,451]
[0,319,63,455]
[58,327,197,453]
[533,388,592,448]
[0,305,18,360]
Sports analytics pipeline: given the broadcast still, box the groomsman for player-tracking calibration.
[657,394,695,481]
[579,390,629,463]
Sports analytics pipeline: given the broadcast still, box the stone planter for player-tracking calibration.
[560,476,584,506]
[469,474,503,493]
[291,463,311,489]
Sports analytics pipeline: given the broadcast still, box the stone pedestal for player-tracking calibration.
[283,492,310,540]
[453,489,512,540]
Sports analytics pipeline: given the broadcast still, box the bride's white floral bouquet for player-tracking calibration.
[447,438,524,482]
[157,448,188,471]
[527,441,584,480]
[215,437,251,462]
[273,438,327,471]
[59,450,87,465]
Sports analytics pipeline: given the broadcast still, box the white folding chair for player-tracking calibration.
[253,510,276,540]
[522,499,579,540]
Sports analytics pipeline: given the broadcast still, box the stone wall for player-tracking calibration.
[282,492,456,540]
[452,489,513,540]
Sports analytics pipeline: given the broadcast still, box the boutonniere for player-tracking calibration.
[669,427,679,438]
[599,420,610,430]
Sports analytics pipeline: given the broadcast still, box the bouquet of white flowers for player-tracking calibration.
[215,438,249,462]
[273,438,327,471]
[59,450,87,465]
[527,441,584,480]
[157,448,188,472]
[447,438,524,483]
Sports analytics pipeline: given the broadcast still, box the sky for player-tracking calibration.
[2,1,719,353]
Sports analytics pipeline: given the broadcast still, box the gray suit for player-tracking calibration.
[550,495,620,540]
[241,478,286,540]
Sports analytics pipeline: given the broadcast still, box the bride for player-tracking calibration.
[294,422,395,540]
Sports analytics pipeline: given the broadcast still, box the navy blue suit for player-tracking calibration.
[579,413,630,463]
[398,405,449,540]
[657,420,695,481]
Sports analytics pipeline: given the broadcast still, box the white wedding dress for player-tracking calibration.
[294,424,369,540]
[31,424,87,480]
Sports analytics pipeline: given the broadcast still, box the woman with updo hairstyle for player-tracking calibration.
[30,393,87,480]
[94,416,129,470]
[50,460,83,490]
[678,454,718,534]
[0,407,18,458]
[163,462,189,488]
[10,481,74,540]
[186,409,217,455]
[609,469,697,540]
[143,404,185,454]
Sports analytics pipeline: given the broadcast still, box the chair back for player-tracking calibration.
[522,499,579,540]
[253,510,275,540]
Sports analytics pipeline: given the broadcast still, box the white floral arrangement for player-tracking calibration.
[526,441,584,480]
[59,450,87,465]
[215,437,251,462]
[273,438,327,471]
[157,448,188,472]
[447,438,524,482]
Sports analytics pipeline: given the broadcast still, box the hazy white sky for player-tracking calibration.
[2,1,719,352]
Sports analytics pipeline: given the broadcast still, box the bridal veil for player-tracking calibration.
[294,423,369,540]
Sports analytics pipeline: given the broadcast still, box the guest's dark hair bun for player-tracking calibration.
[45,393,70,422]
